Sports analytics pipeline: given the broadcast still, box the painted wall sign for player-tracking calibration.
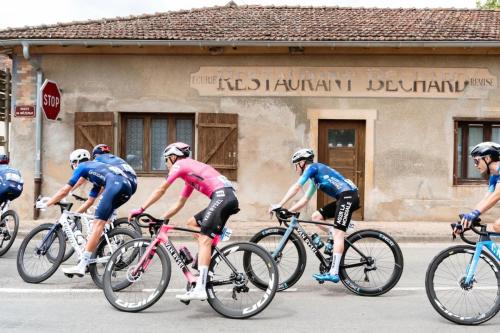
[190,67,497,98]
[14,105,35,117]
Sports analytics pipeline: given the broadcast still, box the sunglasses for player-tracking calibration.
[472,157,482,166]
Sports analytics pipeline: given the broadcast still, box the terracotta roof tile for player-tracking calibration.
[1,6,500,42]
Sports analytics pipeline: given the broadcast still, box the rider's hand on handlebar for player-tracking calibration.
[459,210,481,232]
[128,207,145,221]
[35,197,50,211]
[268,203,281,218]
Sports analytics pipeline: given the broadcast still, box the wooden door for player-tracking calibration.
[318,120,365,219]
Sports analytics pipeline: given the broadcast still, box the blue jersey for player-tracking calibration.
[95,153,137,192]
[68,161,129,198]
[298,163,357,200]
[488,164,500,192]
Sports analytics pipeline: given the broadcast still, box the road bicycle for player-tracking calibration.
[248,208,404,296]
[425,218,500,325]
[16,199,140,288]
[0,201,19,257]
[103,213,279,319]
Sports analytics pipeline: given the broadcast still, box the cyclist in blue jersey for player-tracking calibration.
[36,149,134,277]
[270,148,360,283]
[0,154,23,204]
[456,142,500,234]
[72,144,137,214]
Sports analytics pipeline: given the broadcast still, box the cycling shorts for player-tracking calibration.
[94,177,133,221]
[318,190,360,232]
[194,187,239,238]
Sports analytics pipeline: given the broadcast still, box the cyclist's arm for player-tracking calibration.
[278,183,302,207]
[76,196,96,214]
[289,180,316,212]
[71,177,86,191]
[45,184,73,207]
[141,181,171,210]
[475,184,500,213]
[162,196,188,219]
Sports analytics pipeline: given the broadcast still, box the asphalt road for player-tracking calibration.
[0,240,498,333]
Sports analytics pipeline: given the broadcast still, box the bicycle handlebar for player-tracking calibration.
[71,193,88,202]
[133,213,168,228]
[451,215,488,244]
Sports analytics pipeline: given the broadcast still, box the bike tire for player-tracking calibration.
[103,238,172,312]
[339,229,404,296]
[112,217,142,236]
[425,245,500,325]
[16,223,66,283]
[247,227,306,291]
[207,242,279,319]
[0,210,19,257]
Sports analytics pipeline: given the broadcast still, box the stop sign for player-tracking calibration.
[41,80,61,120]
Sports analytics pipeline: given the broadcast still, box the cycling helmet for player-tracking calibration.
[471,142,500,160]
[291,148,314,164]
[163,142,191,159]
[92,143,111,158]
[0,154,9,165]
[69,149,91,168]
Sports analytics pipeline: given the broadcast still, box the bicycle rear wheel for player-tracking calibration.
[16,223,66,283]
[339,229,404,296]
[89,227,140,289]
[103,238,171,312]
[207,242,278,319]
[112,217,142,236]
[0,210,19,257]
[247,227,306,291]
[425,245,500,325]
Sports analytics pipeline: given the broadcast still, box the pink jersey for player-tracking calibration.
[165,158,232,198]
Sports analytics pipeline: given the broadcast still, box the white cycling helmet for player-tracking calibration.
[69,149,91,168]
[291,148,314,164]
[163,142,191,159]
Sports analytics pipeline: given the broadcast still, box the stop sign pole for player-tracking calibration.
[40,79,61,121]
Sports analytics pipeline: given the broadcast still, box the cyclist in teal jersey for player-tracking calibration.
[456,142,500,233]
[271,148,360,283]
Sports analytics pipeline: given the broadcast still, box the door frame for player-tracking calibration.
[307,109,377,220]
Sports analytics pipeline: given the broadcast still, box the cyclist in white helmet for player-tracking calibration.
[270,148,360,283]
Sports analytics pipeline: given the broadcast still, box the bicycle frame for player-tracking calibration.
[132,222,236,286]
[273,215,371,271]
[465,229,500,285]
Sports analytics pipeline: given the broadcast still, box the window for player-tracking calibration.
[454,119,500,184]
[121,113,195,174]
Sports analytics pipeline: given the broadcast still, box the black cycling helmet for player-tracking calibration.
[92,144,112,158]
[0,154,9,165]
[471,142,500,161]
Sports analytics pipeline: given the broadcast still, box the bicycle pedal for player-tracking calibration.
[180,300,190,305]
[64,273,74,278]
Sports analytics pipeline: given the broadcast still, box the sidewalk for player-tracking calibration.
[17,219,466,242]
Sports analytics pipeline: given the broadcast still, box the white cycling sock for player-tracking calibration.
[80,251,91,267]
[195,266,208,291]
[329,253,342,275]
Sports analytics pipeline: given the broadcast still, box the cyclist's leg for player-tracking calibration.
[494,217,500,233]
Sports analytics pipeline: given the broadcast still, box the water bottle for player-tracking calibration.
[74,229,86,246]
[324,235,334,256]
[311,233,324,249]
[221,226,232,242]
[178,246,193,265]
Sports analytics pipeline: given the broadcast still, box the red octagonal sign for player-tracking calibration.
[41,80,61,120]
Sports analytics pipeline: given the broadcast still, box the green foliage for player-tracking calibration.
[476,0,500,9]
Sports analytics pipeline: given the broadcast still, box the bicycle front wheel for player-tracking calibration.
[425,245,500,325]
[16,223,66,283]
[103,238,171,312]
[89,227,141,289]
[340,229,404,296]
[0,210,19,257]
[207,242,278,319]
[247,227,306,291]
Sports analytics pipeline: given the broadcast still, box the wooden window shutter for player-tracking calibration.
[197,113,238,181]
[74,112,114,152]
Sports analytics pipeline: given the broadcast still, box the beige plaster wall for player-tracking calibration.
[9,53,500,224]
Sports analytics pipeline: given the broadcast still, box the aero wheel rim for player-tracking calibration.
[208,245,276,318]
[22,229,61,278]
[431,250,499,321]
[342,238,398,291]
[105,241,167,309]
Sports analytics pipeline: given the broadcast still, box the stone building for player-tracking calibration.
[0,5,499,224]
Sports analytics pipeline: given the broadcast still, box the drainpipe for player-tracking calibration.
[22,42,43,219]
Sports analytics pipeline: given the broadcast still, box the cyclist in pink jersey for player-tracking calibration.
[129,142,239,301]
